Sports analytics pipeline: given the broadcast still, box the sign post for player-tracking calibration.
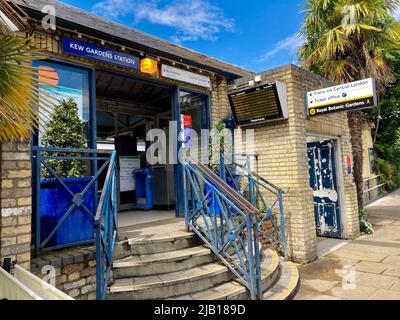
[306,78,377,117]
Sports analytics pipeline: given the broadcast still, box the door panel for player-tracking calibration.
[307,140,342,238]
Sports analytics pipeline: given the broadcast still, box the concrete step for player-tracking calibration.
[263,261,300,300]
[108,263,233,300]
[114,231,201,259]
[171,249,281,300]
[113,246,215,278]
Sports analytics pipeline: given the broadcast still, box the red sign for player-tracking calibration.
[182,115,192,128]
[346,156,352,175]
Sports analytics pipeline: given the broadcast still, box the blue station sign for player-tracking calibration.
[62,37,140,70]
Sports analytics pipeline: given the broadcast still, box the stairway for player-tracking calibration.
[107,219,299,300]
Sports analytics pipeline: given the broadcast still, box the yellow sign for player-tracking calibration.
[140,58,158,76]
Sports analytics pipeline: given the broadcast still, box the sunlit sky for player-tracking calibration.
[62,0,308,72]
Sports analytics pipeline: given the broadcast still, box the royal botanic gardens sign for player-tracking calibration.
[306,78,377,117]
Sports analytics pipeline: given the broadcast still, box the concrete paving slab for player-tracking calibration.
[330,285,377,300]
[368,289,400,300]
[296,190,400,300]
[300,279,338,293]
[382,255,400,266]
[355,261,388,274]
[356,272,399,289]
[317,238,349,258]
[383,266,400,277]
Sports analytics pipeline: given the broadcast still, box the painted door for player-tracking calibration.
[307,140,342,238]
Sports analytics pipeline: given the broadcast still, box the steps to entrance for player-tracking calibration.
[108,219,300,300]
[109,263,233,300]
[113,246,215,277]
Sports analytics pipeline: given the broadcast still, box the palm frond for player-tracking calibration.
[0,35,55,142]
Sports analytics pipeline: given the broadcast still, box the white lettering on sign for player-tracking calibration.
[161,65,211,89]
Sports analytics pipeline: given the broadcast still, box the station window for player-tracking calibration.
[33,60,90,145]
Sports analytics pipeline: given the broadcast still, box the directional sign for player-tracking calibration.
[306,78,377,117]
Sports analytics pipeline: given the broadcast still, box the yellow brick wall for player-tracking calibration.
[226,65,360,262]
[0,142,32,270]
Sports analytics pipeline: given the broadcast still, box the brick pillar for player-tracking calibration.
[211,77,231,126]
[0,142,32,270]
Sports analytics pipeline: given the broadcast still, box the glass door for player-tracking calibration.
[173,88,210,217]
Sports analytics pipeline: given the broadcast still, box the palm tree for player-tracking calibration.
[299,0,400,209]
[0,1,52,142]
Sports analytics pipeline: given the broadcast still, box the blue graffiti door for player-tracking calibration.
[307,140,342,238]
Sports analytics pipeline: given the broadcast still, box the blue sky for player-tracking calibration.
[61,0,308,72]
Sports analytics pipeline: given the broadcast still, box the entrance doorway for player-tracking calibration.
[95,71,210,225]
[307,140,342,238]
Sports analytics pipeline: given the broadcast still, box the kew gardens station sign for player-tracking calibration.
[306,78,377,117]
[62,37,140,70]
[62,37,211,89]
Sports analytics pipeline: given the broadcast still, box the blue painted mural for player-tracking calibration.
[307,140,342,238]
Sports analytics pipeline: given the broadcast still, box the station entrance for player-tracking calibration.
[95,70,210,226]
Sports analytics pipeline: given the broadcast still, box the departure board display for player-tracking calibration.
[229,83,286,126]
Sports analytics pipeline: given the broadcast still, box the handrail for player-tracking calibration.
[232,161,284,195]
[222,155,287,259]
[187,157,259,216]
[184,157,263,300]
[95,151,118,300]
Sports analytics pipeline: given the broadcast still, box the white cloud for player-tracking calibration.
[256,32,305,63]
[92,0,234,43]
[395,6,400,21]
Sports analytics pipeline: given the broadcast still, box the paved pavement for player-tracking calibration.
[295,189,400,300]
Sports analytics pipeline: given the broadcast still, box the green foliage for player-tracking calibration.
[372,50,400,190]
[299,0,400,87]
[42,98,87,179]
[209,120,233,173]
[0,35,52,141]
[359,209,374,235]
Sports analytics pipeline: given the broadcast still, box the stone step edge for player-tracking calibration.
[123,232,195,245]
[109,263,229,293]
[113,246,212,268]
[171,249,281,300]
[263,261,300,301]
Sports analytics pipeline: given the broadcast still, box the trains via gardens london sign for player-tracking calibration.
[306,78,377,117]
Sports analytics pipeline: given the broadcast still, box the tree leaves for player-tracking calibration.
[42,98,88,179]
[0,35,54,142]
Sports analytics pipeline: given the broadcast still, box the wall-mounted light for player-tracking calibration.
[140,57,158,75]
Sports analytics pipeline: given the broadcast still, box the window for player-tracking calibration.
[33,60,90,145]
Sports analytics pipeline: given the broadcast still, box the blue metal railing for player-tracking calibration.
[184,157,263,300]
[221,155,287,258]
[31,147,113,254]
[95,151,118,300]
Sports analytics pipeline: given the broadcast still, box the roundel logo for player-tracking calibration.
[309,109,316,116]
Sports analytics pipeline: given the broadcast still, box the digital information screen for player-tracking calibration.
[229,82,287,126]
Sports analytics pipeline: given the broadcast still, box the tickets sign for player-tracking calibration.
[306,78,377,117]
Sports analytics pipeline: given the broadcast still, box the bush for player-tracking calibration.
[359,209,374,235]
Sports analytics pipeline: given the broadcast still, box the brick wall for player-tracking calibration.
[0,142,32,270]
[227,64,360,262]
[211,77,231,127]
[31,247,97,300]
